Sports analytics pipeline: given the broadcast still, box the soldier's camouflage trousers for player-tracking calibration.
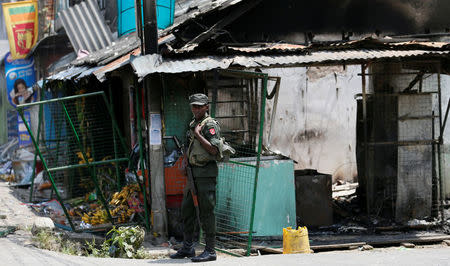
[181,185,216,251]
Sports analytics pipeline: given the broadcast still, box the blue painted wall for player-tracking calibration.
[117,0,175,36]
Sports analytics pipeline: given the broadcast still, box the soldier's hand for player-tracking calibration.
[194,123,203,137]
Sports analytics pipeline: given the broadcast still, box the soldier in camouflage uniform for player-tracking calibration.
[170,93,220,262]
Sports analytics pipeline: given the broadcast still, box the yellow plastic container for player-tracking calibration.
[283,226,311,254]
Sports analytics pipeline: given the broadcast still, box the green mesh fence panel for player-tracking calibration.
[162,70,267,256]
[211,70,267,256]
[17,91,148,232]
[162,75,195,152]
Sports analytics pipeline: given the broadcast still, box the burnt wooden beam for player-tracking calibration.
[402,71,424,92]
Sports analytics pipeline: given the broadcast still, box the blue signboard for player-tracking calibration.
[4,51,36,108]
[117,0,175,36]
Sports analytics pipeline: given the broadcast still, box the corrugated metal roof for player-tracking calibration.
[72,32,140,66]
[390,41,450,49]
[131,49,450,78]
[58,0,114,53]
[227,43,307,53]
[71,0,240,66]
[93,48,141,82]
[75,66,103,81]
[47,66,89,80]
[310,38,450,51]
[47,40,450,82]
[45,0,244,75]
[173,38,450,55]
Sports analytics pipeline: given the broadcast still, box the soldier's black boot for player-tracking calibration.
[191,248,216,262]
[170,242,195,259]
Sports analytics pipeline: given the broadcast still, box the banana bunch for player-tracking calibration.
[111,205,135,223]
[109,184,140,205]
[81,184,140,226]
[81,208,108,225]
[109,184,140,224]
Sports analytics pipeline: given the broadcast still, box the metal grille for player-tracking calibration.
[17,91,148,232]
[210,70,267,256]
[161,70,267,256]
[357,61,444,222]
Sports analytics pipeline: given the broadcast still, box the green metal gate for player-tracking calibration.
[17,91,149,232]
[211,69,268,256]
[161,69,268,256]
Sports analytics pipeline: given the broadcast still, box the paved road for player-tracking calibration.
[1,182,450,265]
[0,182,39,229]
[1,234,449,266]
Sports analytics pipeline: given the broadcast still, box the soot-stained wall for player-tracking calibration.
[226,0,450,43]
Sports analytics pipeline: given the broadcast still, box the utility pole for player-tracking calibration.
[138,0,167,241]
[142,0,158,54]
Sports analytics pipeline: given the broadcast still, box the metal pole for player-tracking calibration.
[108,86,121,191]
[129,86,137,148]
[17,91,104,108]
[136,86,151,231]
[30,86,44,202]
[142,0,158,54]
[361,64,370,216]
[437,69,444,221]
[247,74,268,256]
[432,111,437,217]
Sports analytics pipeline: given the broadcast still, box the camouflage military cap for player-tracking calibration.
[189,93,209,105]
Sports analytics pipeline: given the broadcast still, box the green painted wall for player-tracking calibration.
[162,74,200,150]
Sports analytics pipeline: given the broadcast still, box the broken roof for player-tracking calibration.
[47,0,250,79]
[66,0,246,67]
[46,37,450,82]
[44,1,450,82]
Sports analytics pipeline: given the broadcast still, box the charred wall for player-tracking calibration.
[224,0,450,43]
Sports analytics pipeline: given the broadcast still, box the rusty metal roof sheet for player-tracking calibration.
[131,49,450,79]
[93,48,141,82]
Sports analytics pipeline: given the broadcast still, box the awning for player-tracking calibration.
[130,49,450,79]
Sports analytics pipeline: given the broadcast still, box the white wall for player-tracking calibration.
[262,66,361,182]
[440,74,450,198]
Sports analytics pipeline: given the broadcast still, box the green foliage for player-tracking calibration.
[85,238,110,258]
[32,226,150,259]
[85,226,149,259]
